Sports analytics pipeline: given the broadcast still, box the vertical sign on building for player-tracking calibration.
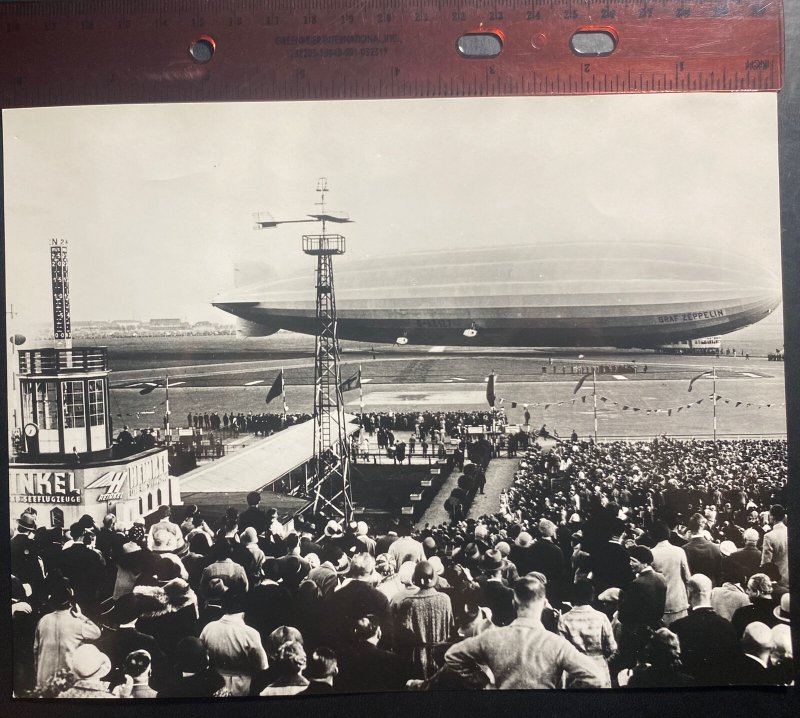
[50,238,71,348]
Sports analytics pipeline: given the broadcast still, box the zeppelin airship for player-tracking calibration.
[212,241,781,348]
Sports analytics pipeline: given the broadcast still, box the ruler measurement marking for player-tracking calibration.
[0,0,783,105]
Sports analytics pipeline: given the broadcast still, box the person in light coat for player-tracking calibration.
[650,521,691,625]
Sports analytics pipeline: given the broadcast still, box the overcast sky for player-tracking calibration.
[3,93,781,328]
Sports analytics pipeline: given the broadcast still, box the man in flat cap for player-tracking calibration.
[613,544,667,679]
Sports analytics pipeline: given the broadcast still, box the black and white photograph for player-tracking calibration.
[3,92,792,699]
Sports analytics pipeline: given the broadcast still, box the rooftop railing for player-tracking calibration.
[18,347,108,375]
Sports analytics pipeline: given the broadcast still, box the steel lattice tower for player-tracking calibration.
[254,179,353,522]
[303,180,352,521]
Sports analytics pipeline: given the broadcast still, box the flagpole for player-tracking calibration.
[712,364,717,441]
[358,364,363,424]
[592,368,598,442]
[165,375,170,444]
[281,366,287,428]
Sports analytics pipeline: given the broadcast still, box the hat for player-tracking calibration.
[628,545,654,564]
[480,549,503,572]
[458,605,494,638]
[206,577,228,600]
[334,552,351,575]
[774,593,790,623]
[569,513,581,524]
[538,519,557,538]
[515,531,533,548]
[175,637,208,674]
[16,513,37,532]
[70,644,112,681]
[149,526,187,555]
[743,528,760,543]
[463,542,480,560]
[397,561,417,586]
[428,556,445,576]
[495,541,511,557]
[324,520,343,537]
[154,555,183,582]
[598,587,621,602]
[474,524,488,540]
[120,541,142,556]
[102,593,142,625]
[356,521,369,536]
[719,541,737,557]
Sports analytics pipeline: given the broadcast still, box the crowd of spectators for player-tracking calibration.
[185,412,312,436]
[9,437,792,697]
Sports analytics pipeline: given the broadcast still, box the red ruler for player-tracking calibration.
[0,0,784,107]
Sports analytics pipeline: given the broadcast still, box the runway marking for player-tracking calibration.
[613,375,628,380]
[428,346,446,353]
[244,380,264,386]
[352,390,486,406]
[739,372,762,378]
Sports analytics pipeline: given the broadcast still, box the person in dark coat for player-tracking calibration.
[298,647,338,694]
[730,573,778,636]
[625,627,695,688]
[670,574,743,686]
[509,532,537,577]
[729,528,763,582]
[243,559,296,647]
[589,530,634,594]
[157,637,227,697]
[58,528,106,618]
[322,553,391,649]
[336,615,413,692]
[527,520,565,604]
[10,513,46,603]
[734,622,773,685]
[614,545,667,673]
[97,593,171,692]
[133,578,199,662]
[475,550,516,627]
[237,491,269,536]
[682,513,722,587]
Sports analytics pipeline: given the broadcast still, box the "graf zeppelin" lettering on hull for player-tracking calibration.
[213,242,781,348]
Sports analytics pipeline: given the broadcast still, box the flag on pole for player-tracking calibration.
[573,372,592,394]
[139,382,160,395]
[340,370,361,393]
[486,371,497,408]
[688,370,710,392]
[511,401,517,409]
[266,370,284,404]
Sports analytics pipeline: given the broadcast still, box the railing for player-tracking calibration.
[18,347,108,374]
[302,234,346,255]
[582,433,787,442]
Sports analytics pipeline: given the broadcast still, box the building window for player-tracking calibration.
[63,381,86,429]
[147,493,153,512]
[88,379,105,426]
[139,498,143,515]
[157,489,162,505]
[33,381,58,430]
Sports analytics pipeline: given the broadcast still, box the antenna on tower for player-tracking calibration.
[253,179,354,523]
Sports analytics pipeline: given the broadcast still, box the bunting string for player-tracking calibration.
[498,392,784,415]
